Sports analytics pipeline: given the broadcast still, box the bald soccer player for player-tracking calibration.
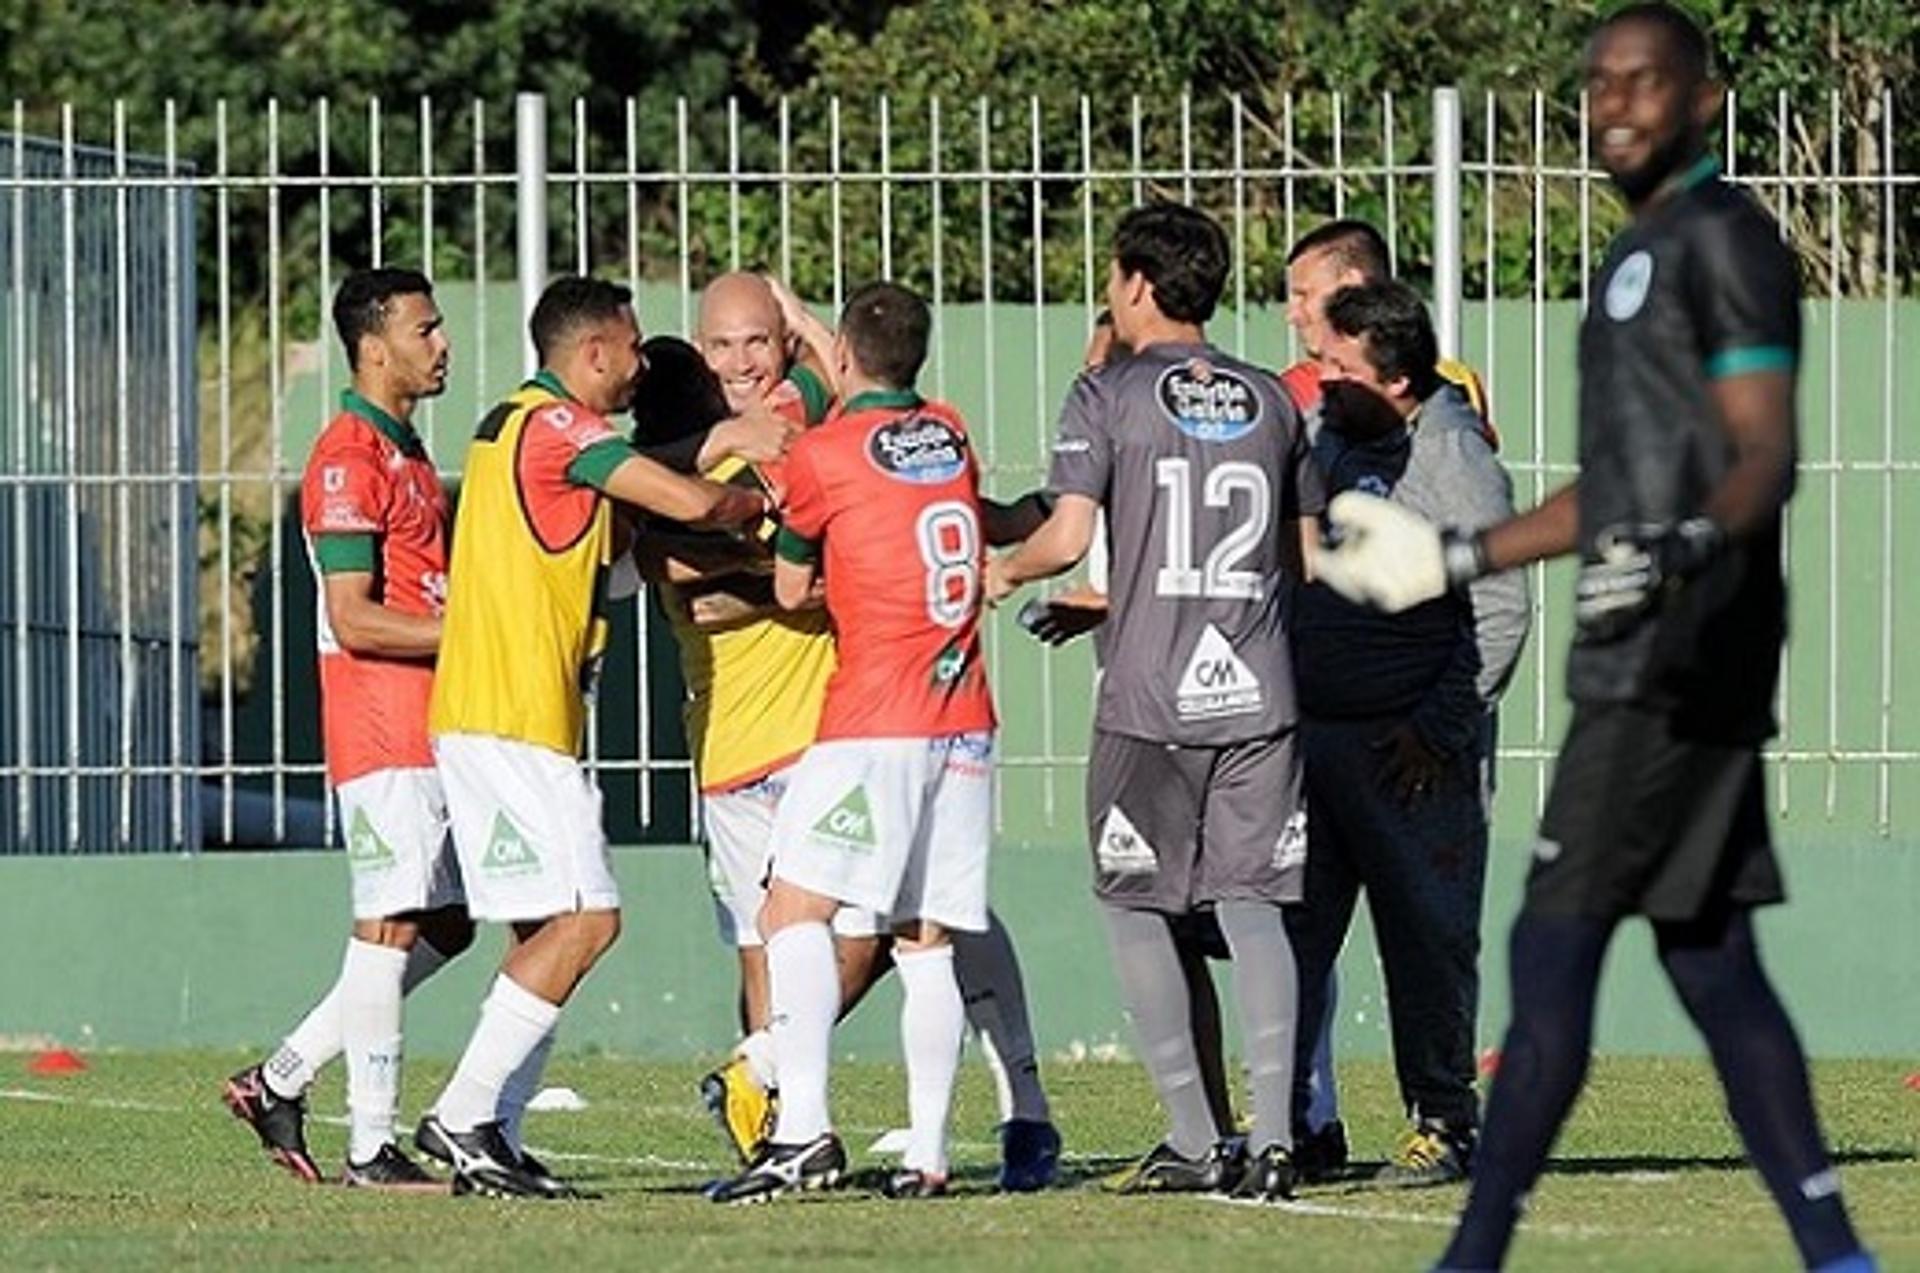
[638,273,1062,1192]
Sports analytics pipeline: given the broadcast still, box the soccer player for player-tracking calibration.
[416,276,767,1199]
[224,267,473,1188]
[1288,279,1527,1188]
[708,281,996,1203]
[643,274,1060,1191]
[1312,7,1874,1268]
[988,203,1323,1200]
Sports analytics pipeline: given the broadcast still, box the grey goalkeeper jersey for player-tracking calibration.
[1048,340,1324,746]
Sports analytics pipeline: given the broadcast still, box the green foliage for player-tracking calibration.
[5,0,1911,313]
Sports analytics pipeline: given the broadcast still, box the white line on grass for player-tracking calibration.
[1208,1193,1624,1242]
[0,1086,180,1114]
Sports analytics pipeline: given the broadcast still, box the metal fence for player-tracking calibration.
[1,87,1913,852]
[1,110,199,853]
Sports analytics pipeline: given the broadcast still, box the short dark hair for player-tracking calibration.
[839,281,930,389]
[1323,280,1439,389]
[530,275,634,363]
[1112,204,1229,324]
[1286,219,1391,281]
[629,336,730,453]
[1596,2,1712,81]
[333,267,433,369]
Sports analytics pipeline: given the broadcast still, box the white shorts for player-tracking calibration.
[434,733,621,923]
[335,767,464,921]
[704,769,887,948]
[769,731,993,933]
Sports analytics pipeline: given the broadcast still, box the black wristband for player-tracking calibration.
[1669,517,1726,577]
[1440,528,1490,589]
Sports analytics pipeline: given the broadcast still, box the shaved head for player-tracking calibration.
[696,272,789,412]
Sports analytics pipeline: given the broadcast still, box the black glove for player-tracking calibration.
[1575,517,1725,641]
[1016,595,1107,647]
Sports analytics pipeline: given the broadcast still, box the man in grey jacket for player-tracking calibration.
[1289,280,1529,1187]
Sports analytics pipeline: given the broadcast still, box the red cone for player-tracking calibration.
[28,1049,87,1076]
[1901,1071,1920,1092]
[1477,1048,1501,1077]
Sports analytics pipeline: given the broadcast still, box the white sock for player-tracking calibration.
[953,917,1051,1124]
[498,1028,556,1157]
[340,939,409,1164]
[896,944,964,1177]
[735,1028,778,1090]
[268,984,341,1100]
[766,923,838,1145]
[264,935,455,1101]
[434,975,562,1134]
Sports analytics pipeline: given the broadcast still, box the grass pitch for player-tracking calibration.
[1,1050,1915,1270]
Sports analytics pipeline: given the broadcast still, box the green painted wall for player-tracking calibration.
[135,287,1917,1065]
[4,836,1914,1061]
[261,291,1920,848]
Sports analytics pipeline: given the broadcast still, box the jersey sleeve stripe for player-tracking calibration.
[312,532,376,574]
[774,525,820,564]
[1705,345,1795,379]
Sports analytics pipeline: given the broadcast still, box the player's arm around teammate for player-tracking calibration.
[712,282,999,1203]
[420,278,763,1200]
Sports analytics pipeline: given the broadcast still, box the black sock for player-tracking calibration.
[1656,908,1863,1268]
[1439,912,1613,1270]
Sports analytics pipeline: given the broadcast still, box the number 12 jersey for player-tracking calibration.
[1048,342,1324,746]
[775,390,996,742]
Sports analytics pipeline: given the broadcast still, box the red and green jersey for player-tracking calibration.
[775,390,995,741]
[301,390,449,785]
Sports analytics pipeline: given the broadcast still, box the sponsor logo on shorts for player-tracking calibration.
[810,785,877,853]
[346,807,397,871]
[866,414,969,485]
[938,730,993,779]
[1532,837,1562,863]
[1272,808,1307,873]
[480,812,543,877]
[1176,624,1264,721]
[1051,437,1092,455]
[1156,359,1262,442]
[1096,805,1159,877]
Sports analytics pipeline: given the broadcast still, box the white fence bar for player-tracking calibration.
[1431,86,1462,360]
[515,92,546,374]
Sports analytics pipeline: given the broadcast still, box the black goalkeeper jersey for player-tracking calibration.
[1568,156,1801,743]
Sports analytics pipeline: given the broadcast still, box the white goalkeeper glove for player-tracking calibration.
[1314,491,1489,614]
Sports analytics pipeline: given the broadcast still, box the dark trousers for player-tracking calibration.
[1285,714,1488,1130]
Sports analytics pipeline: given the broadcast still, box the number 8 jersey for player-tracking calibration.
[1048,342,1325,746]
[774,389,996,742]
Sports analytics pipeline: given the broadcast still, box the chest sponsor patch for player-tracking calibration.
[1096,804,1159,876]
[867,414,969,484]
[1176,623,1264,721]
[1604,249,1654,322]
[1157,358,1262,442]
